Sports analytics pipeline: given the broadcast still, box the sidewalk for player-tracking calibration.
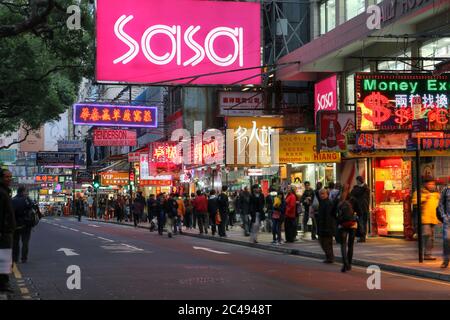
[89,217,450,282]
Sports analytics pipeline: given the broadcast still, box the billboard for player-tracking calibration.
[93,129,137,146]
[36,152,86,168]
[73,104,158,128]
[58,140,84,152]
[317,111,356,152]
[355,73,450,131]
[100,172,129,186]
[19,127,45,152]
[315,75,338,124]
[219,92,263,116]
[96,0,261,85]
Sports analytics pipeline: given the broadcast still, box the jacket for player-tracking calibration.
[412,188,440,225]
[0,184,15,248]
[285,193,297,219]
[350,184,370,214]
[250,193,265,222]
[164,198,178,218]
[217,193,229,215]
[317,199,336,237]
[147,198,159,216]
[12,195,33,228]
[177,199,185,217]
[239,191,251,215]
[208,196,219,216]
[193,195,208,213]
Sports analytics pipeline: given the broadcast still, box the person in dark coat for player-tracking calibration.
[147,194,159,229]
[317,189,336,263]
[0,168,15,293]
[250,184,265,244]
[156,194,165,235]
[12,186,38,264]
[337,186,358,273]
[132,191,146,227]
[350,176,370,242]
[208,190,219,236]
[217,186,229,237]
[239,187,252,236]
[163,194,178,238]
[74,194,85,222]
[301,181,315,234]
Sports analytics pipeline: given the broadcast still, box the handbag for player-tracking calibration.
[215,210,222,225]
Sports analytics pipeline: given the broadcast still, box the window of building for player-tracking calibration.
[320,0,336,35]
[420,38,450,71]
[345,67,370,111]
[378,50,412,71]
[346,0,366,21]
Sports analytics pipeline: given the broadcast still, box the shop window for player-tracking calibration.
[420,38,450,71]
[319,0,336,35]
[345,0,366,21]
[345,67,369,111]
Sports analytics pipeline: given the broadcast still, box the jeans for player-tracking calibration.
[197,212,208,234]
[250,213,261,243]
[218,212,227,237]
[209,213,217,235]
[272,218,282,242]
[13,227,32,263]
[422,224,435,256]
[241,213,251,236]
[340,228,356,269]
[319,236,334,262]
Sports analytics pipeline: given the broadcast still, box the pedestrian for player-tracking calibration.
[75,193,85,222]
[12,186,41,264]
[184,194,193,230]
[175,194,185,234]
[437,183,450,268]
[191,193,197,229]
[115,196,124,223]
[329,182,342,202]
[0,169,15,293]
[317,189,336,264]
[132,191,146,227]
[147,194,158,231]
[301,181,315,235]
[285,186,297,243]
[250,184,265,244]
[208,190,219,236]
[227,192,237,230]
[192,190,208,234]
[156,194,165,235]
[412,177,440,260]
[309,182,323,240]
[350,176,370,242]
[217,186,229,237]
[271,191,284,244]
[336,185,358,272]
[239,186,252,237]
[87,195,94,218]
[164,194,178,238]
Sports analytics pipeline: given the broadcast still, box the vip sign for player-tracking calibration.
[96,0,261,85]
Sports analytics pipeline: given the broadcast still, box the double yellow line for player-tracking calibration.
[12,264,32,299]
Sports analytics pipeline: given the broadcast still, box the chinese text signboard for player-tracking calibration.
[315,75,338,124]
[279,134,341,164]
[317,111,356,152]
[149,142,181,175]
[35,175,59,183]
[355,73,449,132]
[219,92,263,116]
[36,152,76,166]
[74,104,157,128]
[58,140,84,152]
[96,0,261,85]
[93,129,137,146]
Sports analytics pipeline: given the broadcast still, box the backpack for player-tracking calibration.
[336,200,357,223]
[23,198,39,227]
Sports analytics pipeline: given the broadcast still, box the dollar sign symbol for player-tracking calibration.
[363,92,391,125]
[394,109,410,125]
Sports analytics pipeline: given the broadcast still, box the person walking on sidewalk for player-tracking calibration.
[193,190,208,234]
[271,191,285,244]
[438,184,450,268]
[301,182,315,236]
[156,194,165,235]
[249,184,265,244]
[184,194,193,230]
[239,187,252,237]
[285,187,297,243]
[412,177,441,260]
[336,186,358,272]
[0,169,15,293]
[164,194,178,238]
[175,194,185,234]
[217,186,229,237]
[75,193,85,222]
[208,190,219,236]
[132,191,146,227]
[350,176,370,243]
[317,189,336,263]
[147,194,159,231]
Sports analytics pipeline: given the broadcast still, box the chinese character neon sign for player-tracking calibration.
[74,104,157,128]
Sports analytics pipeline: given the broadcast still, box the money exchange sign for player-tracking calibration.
[355,73,449,132]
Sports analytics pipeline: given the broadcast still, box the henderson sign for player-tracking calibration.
[96,0,261,85]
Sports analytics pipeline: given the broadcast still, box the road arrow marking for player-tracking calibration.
[193,246,230,255]
[121,244,144,251]
[57,248,79,256]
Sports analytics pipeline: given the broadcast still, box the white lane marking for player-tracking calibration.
[60,226,69,229]
[88,224,100,228]
[97,237,114,243]
[121,244,144,251]
[55,218,61,221]
[57,248,79,256]
[69,228,79,232]
[82,232,94,236]
[193,246,230,255]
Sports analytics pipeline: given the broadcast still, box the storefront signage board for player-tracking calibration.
[100,172,129,186]
[96,0,261,85]
[356,132,410,151]
[93,129,137,146]
[315,75,337,124]
[74,104,158,128]
[317,111,356,152]
[355,73,449,132]
[219,92,263,116]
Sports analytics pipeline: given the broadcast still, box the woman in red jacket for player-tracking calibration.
[285,187,298,243]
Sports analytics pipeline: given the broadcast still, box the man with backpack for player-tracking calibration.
[438,184,450,268]
[12,186,40,264]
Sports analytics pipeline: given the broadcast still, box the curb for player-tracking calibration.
[88,218,450,282]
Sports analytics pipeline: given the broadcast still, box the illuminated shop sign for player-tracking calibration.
[93,129,137,146]
[315,75,338,124]
[100,172,129,186]
[96,0,261,85]
[355,73,449,131]
[35,175,59,183]
[74,104,157,128]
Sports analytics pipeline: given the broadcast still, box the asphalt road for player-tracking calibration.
[13,216,450,300]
